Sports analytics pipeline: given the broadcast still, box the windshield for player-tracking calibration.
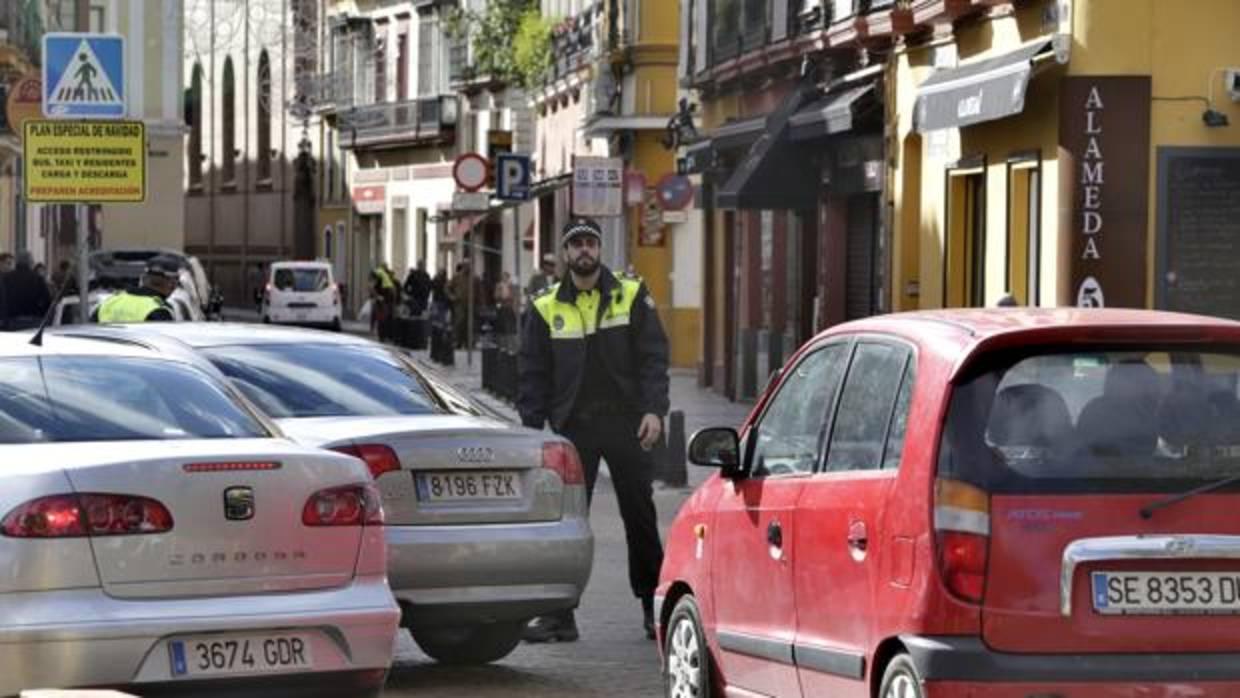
[0,356,269,444]
[273,268,330,292]
[202,343,441,419]
[939,346,1240,493]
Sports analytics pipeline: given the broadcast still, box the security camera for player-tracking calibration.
[1227,69,1240,103]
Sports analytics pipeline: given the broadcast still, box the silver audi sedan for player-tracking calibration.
[64,323,595,665]
[0,332,398,696]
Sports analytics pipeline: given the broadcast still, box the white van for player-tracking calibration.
[262,261,342,331]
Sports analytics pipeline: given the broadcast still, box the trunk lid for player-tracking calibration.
[277,415,563,525]
[60,439,370,599]
[984,494,1240,653]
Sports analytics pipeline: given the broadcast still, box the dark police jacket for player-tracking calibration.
[518,266,669,431]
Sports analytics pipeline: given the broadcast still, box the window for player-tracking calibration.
[396,29,408,100]
[945,163,985,307]
[941,347,1240,494]
[257,50,272,182]
[883,360,915,470]
[273,267,330,292]
[374,22,387,103]
[222,56,236,185]
[749,343,850,476]
[203,343,441,419]
[825,342,911,472]
[417,11,437,96]
[188,63,203,188]
[0,357,268,444]
[1007,156,1041,306]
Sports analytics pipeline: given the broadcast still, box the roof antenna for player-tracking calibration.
[30,263,81,347]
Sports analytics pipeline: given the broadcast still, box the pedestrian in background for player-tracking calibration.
[4,252,52,330]
[517,218,670,643]
[0,253,14,275]
[495,271,518,349]
[404,261,432,317]
[450,262,472,348]
[526,253,558,300]
[92,255,177,323]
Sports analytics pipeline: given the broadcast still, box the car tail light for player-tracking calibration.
[934,478,990,603]
[1,494,173,538]
[263,284,273,305]
[331,284,341,306]
[542,442,585,485]
[303,484,384,527]
[332,444,401,480]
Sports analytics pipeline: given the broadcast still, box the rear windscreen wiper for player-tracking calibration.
[1140,473,1240,519]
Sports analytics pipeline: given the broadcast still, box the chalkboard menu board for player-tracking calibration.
[1157,148,1240,320]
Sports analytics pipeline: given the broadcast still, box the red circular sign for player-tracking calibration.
[6,74,42,141]
[655,174,694,211]
[453,153,490,192]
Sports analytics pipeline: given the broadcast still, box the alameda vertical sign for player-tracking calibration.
[1059,77,1151,308]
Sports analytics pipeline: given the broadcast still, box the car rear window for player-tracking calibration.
[939,346,1240,493]
[273,267,330,292]
[203,343,440,418]
[0,356,269,444]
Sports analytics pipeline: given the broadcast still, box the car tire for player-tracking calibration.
[331,317,342,332]
[664,596,711,698]
[262,315,271,324]
[411,622,524,665]
[878,653,925,698]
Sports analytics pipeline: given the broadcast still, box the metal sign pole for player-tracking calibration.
[467,234,474,368]
[76,203,89,322]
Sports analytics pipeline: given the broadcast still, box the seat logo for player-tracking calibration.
[457,447,495,463]
[223,486,255,521]
[1165,537,1196,556]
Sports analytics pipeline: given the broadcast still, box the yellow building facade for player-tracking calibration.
[892,0,1240,316]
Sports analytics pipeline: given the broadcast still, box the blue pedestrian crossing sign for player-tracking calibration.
[42,33,125,118]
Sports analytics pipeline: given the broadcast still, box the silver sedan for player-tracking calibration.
[0,332,398,697]
[64,323,595,665]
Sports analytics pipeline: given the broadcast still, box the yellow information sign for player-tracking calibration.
[23,119,145,203]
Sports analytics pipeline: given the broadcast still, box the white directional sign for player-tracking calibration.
[43,33,125,118]
[496,153,531,201]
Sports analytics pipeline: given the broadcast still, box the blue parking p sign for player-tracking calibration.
[496,154,531,201]
[43,33,126,118]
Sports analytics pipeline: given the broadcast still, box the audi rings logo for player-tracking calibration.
[457,446,495,463]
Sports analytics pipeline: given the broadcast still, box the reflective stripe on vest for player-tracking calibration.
[534,278,641,340]
[97,293,164,323]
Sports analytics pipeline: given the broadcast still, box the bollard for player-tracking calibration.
[657,411,688,487]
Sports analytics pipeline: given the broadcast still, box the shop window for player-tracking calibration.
[187,63,204,189]
[257,50,272,183]
[222,57,236,186]
[1007,155,1041,306]
[944,160,986,308]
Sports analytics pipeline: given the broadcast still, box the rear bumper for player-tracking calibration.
[387,517,593,627]
[0,575,398,696]
[266,306,339,325]
[905,635,1240,683]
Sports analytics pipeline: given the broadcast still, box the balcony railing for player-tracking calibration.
[337,95,458,149]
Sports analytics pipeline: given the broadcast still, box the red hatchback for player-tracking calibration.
[657,308,1240,698]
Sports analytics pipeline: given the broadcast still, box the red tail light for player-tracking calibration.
[542,442,585,485]
[302,484,384,527]
[332,444,401,480]
[934,479,990,603]
[2,494,173,538]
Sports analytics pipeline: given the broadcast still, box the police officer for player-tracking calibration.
[518,218,669,642]
[93,255,178,322]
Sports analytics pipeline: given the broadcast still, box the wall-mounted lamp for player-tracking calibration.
[1203,108,1230,128]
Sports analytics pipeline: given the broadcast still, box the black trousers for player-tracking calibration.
[560,413,664,601]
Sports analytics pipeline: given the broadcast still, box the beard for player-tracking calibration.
[569,254,600,276]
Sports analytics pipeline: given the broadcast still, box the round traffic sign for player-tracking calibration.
[655,174,694,211]
[6,73,42,142]
[454,153,490,192]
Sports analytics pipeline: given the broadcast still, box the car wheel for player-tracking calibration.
[665,596,710,698]
[878,654,925,698]
[411,622,524,665]
[262,315,271,324]
[331,317,342,332]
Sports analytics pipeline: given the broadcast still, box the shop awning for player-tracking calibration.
[914,38,1055,133]
[716,83,820,210]
[712,115,769,152]
[789,82,879,142]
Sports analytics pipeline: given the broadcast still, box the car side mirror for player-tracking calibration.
[688,427,742,475]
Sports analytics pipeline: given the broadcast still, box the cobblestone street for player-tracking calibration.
[378,349,753,697]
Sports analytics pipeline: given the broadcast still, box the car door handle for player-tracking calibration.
[767,521,783,548]
[847,521,868,552]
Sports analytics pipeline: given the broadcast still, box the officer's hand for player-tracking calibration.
[637,414,662,451]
